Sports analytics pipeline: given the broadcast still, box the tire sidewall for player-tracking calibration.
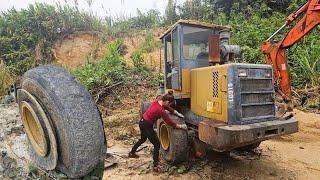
[157,115,188,163]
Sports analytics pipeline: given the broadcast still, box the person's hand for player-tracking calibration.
[174,110,184,118]
[178,124,187,130]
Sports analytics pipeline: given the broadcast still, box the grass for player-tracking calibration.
[289,32,320,88]
[0,62,15,96]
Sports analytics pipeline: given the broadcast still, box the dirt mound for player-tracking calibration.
[123,34,144,65]
[52,31,108,69]
[52,30,162,70]
[123,29,163,70]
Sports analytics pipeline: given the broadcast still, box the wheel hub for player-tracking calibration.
[160,123,170,151]
[20,101,48,157]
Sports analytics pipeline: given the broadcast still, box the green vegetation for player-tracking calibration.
[106,9,162,35]
[289,31,320,88]
[131,32,161,70]
[0,3,163,96]
[73,39,160,91]
[0,3,105,75]
[74,39,127,90]
[0,0,318,109]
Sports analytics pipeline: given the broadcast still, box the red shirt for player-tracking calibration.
[143,100,177,128]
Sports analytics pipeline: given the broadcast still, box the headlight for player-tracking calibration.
[265,70,272,78]
[238,69,247,77]
[265,73,272,78]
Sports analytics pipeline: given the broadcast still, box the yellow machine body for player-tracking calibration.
[190,65,229,123]
[169,64,230,123]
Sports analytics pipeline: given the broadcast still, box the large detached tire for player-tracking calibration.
[157,115,188,164]
[17,65,106,178]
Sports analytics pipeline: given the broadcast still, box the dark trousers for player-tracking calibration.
[131,119,160,167]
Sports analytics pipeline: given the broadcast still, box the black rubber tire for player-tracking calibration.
[157,115,188,164]
[140,101,188,163]
[17,65,106,178]
[236,142,261,151]
[140,101,151,116]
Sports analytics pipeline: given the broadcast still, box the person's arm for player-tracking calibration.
[164,105,175,113]
[164,106,184,118]
[161,111,187,130]
[161,110,178,128]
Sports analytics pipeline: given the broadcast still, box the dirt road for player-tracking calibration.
[103,108,320,180]
[1,102,319,179]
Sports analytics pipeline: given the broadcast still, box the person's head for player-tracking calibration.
[159,94,171,106]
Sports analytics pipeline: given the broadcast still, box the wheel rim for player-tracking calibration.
[20,101,48,157]
[160,123,170,151]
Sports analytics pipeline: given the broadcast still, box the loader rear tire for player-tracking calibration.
[236,142,261,151]
[157,115,188,164]
[140,101,151,116]
[17,65,106,178]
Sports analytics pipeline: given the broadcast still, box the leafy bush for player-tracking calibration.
[141,33,161,53]
[130,32,161,70]
[227,12,286,64]
[131,50,146,70]
[73,39,160,91]
[73,39,126,90]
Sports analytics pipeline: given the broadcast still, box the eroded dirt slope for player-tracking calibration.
[52,29,162,70]
[52,31,107,69]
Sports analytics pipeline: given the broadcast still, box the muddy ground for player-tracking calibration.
[1,100,319,180]
[0,102,29,179]
[102,107,320,180]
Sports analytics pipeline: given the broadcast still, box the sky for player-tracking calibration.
[0,0,186,18]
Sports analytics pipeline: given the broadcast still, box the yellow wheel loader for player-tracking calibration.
[142,20,298,163]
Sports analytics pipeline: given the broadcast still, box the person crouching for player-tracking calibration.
[128,94,187,172]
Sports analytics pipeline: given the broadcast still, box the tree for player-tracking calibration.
[165,0,177,25]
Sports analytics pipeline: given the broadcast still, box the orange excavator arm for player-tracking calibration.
[262,0,320,101]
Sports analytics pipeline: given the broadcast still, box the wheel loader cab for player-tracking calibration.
[161,20,229,96]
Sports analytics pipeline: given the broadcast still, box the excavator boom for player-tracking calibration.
[262,0,320,101]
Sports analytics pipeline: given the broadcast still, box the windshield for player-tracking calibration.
[182,26,213,60]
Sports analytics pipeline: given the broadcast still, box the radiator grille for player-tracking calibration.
[242,105,274,118]
[241,93,273,104]
[212,71,219,98]
[240,79,273,92]
[239,69,275,122]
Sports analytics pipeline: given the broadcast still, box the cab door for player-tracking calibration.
[171,27,181,90]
